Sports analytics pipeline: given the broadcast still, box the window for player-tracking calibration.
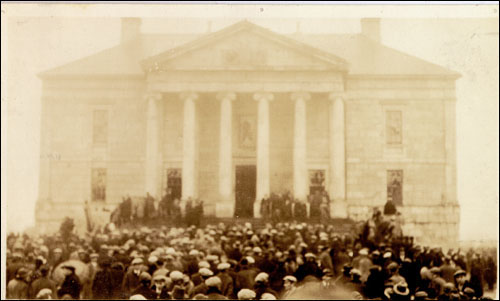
[93,110,108,145]
[387,170,403,205]
[238,115,256,149]
[91,168,106,202]
[386,110,402,145]
[308,169,326,195]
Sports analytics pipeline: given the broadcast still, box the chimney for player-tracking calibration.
[361,18,381,43]
[121,18,142,43]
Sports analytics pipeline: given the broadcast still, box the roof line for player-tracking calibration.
[39,74,146,80]
[357,35,461,78]
[140,20,349,72]
[347,74,461,80]
[37,38,141,79]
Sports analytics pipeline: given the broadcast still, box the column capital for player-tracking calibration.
[180,92,199,101]
[328,91,345,101]
[143,91,163,101]
[253,92,274,102]
[216,92,237,101]
[291,92,311,102]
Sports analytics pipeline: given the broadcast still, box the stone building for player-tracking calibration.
[36,18,460,245]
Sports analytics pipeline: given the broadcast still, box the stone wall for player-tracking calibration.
[36,78,147,232]
[344,77,460,245]
[345,98,447,206]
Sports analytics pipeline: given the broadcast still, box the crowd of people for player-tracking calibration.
[111,189,330,229]
[6,205,497,300]
[259,190,328,223]
[109,190,204,228]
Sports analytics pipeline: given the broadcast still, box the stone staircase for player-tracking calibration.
[118,217,357,234]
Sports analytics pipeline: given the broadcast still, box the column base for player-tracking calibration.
[215,202,234,218]
[331,199,348,218]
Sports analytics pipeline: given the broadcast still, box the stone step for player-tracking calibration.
[117,217,357,234]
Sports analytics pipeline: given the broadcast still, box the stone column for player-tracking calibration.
[181,92,198,200]
[254,92,274,218]
[329,92,348,218]
[144,92,162,199]
[217,92,236,217]
[292,92,310,201]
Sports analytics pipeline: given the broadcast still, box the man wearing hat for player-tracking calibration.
[364,264,384,299]
[318,245,334,273]
[29,265,56,299]
[109,262,127,299]
[147,255,159,276]
[345,269,363,296]
[237,288,257,300]
[353,247,373,283]
[205,276,227,300]
[192,268,214,297]
[58,265,82,300]
[191,261,211,286]
[76,248,89,263]
[84,252,99,298]
[453,269,474,296]
[332,247,352,277]
[7,267,30,299]
[151,274,170,299]
[235,257,258,292]
[122,257,146,297]
[185,249,200,275]
[131,272,156,300]
[335,264,353,286]
[253,272,278,300]
[385,262,406,288]
[428,267,447,299]
[206,254,220,271]
[91,256,114,299]
[281,275,298,299]
[49,247,65,269]
[217,262,234,298]
[295,253,321,281]
[31,255,47,284]
[7,251,25,284]
[169,270,189,299]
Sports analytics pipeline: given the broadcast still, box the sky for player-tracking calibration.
[2,4,499,242]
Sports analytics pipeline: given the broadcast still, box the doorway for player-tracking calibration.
[167,169,182,200]
[234,165,256,218]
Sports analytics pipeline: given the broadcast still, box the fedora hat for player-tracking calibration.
[393,282,409,296]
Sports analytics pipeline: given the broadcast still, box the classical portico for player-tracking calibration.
[139,22,349,218]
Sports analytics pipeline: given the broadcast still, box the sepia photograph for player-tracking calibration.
[1,2,499,300]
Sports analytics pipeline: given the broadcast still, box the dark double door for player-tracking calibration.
[234,165,256,218]
[167,169,182,200]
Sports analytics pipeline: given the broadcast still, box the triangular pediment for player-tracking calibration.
[141,20,348,72]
